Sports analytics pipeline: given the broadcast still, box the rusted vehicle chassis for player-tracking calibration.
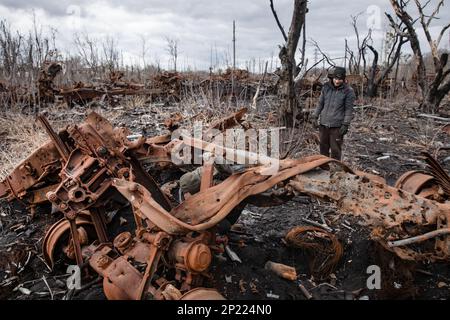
[0,111,448,300]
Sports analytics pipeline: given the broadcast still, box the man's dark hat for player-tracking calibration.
[332,67,346,79]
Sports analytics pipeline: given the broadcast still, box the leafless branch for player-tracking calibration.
[270,0,288,42]
[308,38,336,67]
[437,22,450,48]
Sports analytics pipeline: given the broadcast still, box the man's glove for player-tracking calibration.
[339,124,349,136]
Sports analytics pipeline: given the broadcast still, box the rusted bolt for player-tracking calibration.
[129,183,139,192]
[65,211,76,220]
[96,255,110,269]
[46,191,57,202]
[59,203,68,210]
[113,232,132,252]
[97,146,108,156]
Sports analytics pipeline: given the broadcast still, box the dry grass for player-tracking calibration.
[410,119,446,152]
[0,113,50,180]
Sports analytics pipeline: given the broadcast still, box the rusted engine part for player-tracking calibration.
[285,226,343,280]
[43,212,93,268]
[0,109,248,299]
[94,156,343,299]
[41,112,172,266]
[1,111,172,266]
[85,229,224,300]
[288,169,450,262]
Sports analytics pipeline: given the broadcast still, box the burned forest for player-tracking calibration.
[0,0,449,303]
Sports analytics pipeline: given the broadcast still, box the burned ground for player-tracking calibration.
[0,97,449,300]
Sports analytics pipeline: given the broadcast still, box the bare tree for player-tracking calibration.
[102,36,119,72]
[309,39,337,68]
[165,37,179,72]
[139,34,150,69]
[347,12,373,75]
[0,21,22,81]
[270,0,308,126]
[387,0,450,112]
[74,32,99,76]
[366,24,408,97]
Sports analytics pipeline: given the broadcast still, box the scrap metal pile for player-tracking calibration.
[1,63,278,108]
[42,65,159,107]
[0,109,449,300]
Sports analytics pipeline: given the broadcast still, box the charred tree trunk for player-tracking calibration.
[388,0,450,113]
[366,35,406,98]
[270,0,308,127]
[366,45,379,97]
[426,53,450,110]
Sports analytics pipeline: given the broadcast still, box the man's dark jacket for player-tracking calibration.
[313,82,355,128]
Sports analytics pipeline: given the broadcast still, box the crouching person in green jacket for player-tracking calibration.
[310,67,355,161]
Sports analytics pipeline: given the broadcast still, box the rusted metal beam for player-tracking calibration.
[37,115,70,162]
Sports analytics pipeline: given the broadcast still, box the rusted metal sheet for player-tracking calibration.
[205,107,247,135]
[288,168,450,261]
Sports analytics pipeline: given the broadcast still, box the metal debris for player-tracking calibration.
[285,226,343,279]
[266,291,280,299]
[298,282,313,300]
[0,110,449,300]
[225,245,242,263]
[264,261,297,281]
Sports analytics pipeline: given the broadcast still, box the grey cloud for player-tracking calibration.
[0,0,448,70]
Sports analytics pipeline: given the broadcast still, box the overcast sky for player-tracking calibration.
[0,0,449,71]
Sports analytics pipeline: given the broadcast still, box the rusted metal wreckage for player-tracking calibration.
[39,65,163,106]
[34,63,271,106]
[0,109,449,300]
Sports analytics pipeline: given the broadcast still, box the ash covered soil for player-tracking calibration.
[0,101,449,300]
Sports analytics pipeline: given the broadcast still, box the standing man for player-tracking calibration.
[311,67,355,161]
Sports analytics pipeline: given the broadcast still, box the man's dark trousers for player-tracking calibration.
[319,125,343,160]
